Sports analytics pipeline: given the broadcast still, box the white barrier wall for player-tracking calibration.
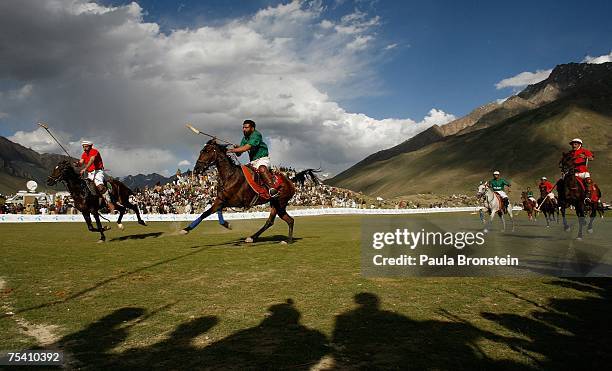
[0,207,495,223]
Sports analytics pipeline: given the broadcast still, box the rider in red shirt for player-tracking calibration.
[569,138,595,201]
[538,176,557,207]
[76,140,115,212]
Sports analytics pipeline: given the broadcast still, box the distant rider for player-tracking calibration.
[489,171,511,210]
[76,140,115,212]
[526,187,536,203]
[538,176,556,206]
[228,119,278,198]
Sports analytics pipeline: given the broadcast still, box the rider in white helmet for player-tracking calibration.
[489,170,511,209]
[76,140,115,212]
[538,176,556,204]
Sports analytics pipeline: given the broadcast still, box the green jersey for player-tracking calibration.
[489,178,511,192]
[240,130,269,161]
[527,191,534,197]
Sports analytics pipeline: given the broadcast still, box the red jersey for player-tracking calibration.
[81,148,104,172]
[571,147,593,173]
[540,180,554,193]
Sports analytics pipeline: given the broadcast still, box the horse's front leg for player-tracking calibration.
[92,212,107,243]
[117,208,125,231]
[561,206,569,231]
[500,213,506,232]
[180,198,223,234]
[484,212,495,233]
[82,212,95,232]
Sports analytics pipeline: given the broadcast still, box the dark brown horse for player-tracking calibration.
[47,160,146,242]
[537,185,559,227]
[521,191,537,221]
[180,140,319,244]
[558,152,596,239]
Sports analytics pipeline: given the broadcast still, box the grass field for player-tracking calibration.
[1,214,611,370]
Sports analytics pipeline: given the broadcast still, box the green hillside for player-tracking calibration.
[329,99,612,199]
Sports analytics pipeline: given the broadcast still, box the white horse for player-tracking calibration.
[476,182,515,233]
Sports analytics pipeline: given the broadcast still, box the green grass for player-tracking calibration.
[1,214,611,370]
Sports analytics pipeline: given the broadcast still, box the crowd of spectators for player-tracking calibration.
[1,169,484,215]
[0,168,367,215]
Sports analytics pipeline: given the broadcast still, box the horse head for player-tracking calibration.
[559,151,575,174]
[476,182,488,199]
[193,139,229,175]
[47,160,76,186]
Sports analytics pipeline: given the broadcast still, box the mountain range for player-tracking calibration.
[328,62,612,199]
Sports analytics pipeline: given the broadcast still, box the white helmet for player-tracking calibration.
[569,138,582,145]
[541,176,547,180]
[81,140,93,146]
[493,171,500,175]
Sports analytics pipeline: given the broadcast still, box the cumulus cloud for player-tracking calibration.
[495,69,552,90]
[582,51,612,64]
[1,0,453,176]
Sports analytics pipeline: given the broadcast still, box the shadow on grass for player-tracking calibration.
[47,282,612,369]
[198,235,306,247]
[110,232,164,242]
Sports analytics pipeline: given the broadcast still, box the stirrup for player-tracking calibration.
[268,187,279,198]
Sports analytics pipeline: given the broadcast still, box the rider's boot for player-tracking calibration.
[102,190,116,213]
[258,166,279,198]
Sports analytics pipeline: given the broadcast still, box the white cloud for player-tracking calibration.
[178,160,191,167]
[582,51,612,64]
[495,69,552,90]
[1,0,453,176]
[384,43,398,50]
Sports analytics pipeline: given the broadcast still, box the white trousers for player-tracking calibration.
[576,172,590,179]
[87,170,105,186]
[249,156,271,169]
[496,191,508,199]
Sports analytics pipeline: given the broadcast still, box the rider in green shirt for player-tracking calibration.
[489,170,511,209]
[228,120,278,197]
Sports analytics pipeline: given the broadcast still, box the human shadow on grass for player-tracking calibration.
[330,292,523,370]
[1,247,210,318]
[55,299,328,370]
[110,232,164,242]
[481,278,612,369]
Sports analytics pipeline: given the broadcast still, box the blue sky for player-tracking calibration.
[1,0,611,176]
[103,0,612,119]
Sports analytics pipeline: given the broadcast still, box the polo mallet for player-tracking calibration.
[185,123,236,146]
[37,122,74,158]
[534,183,557,212]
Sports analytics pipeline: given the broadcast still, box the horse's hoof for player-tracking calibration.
[117,223,124,231]
[279,240,288,245]
[103,226,111,231]
[564,227,570,232]
[546,225,550,228]
[97,239,105,244]
[483,228,488,234]
[138,221,147,226]
[179,229,189,235]
[588,228,593,234]
[245,237,254,243]
[576,236,583,241]
[223,222,232,230]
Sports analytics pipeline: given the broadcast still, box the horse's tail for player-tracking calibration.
[291,168,322,186]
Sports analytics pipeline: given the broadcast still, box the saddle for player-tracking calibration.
[241,165,283,201]
[85,178,120,204]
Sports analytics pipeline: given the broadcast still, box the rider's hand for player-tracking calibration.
[79,169,86,176]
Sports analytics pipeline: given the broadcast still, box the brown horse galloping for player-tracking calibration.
[180,140,319,244]
[47,160,147,242]
[557,152,596,239]
[521,191,537,221]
